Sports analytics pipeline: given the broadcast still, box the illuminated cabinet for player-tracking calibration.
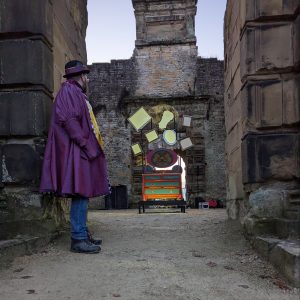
[142,173,183,201]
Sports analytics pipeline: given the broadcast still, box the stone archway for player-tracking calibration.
[125,96,224,207]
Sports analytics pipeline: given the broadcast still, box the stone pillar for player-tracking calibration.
[132,0,198,98]
[224,0,300,220]
[0,0,54,224]
[0,0,88,231]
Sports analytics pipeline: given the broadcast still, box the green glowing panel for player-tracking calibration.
[145,189,180,195]
[163,130,177,145]
[145,130,158,143]
[131,143,142,155]
[159,111,174,130]
[145,182,180,187]
[128,107,152,131]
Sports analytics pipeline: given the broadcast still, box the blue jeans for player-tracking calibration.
[70,197,89,240]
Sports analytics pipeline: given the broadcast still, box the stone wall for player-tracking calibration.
[88,60,136,192]
[87,0,226,207]
[88,56,225,206]
[0,0,87,232]
[224,0,300,220]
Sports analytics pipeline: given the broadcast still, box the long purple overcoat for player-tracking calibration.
[39,80,110,198]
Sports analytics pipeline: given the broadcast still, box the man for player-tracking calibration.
[40,60,110,254]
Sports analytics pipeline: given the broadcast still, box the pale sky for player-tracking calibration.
[86,0,227,64]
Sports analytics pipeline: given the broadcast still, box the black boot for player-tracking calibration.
[70,239,100,253]
[87,230,102,246]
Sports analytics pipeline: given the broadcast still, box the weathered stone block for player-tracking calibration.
[242,133,300,184]
[227,146,244,200]
[0,0,53,44]
[295,14,300,67]
[241,23,294,78]
[0,39,53,91]
[246,188,288,219]
[269,240,300,288]
[225,68,241,107]
[134,45,197,97]
[241,0,300,23]
[225,92,241,134]
[133,0,197,46]
[241,74,300,129]
[253,236,281,259]
[0,91,52,136]
[283,73,300,124]
[225,122,242,155]
[2,144,41,184]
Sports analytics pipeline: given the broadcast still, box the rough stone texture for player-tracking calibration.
[1,143,43,184]
[88,59,135,193]
[240,23,298,79]
[134,45,198,98]
[241,0,300,22]
[0,40,53,91]
[245,188,288,219]
[224,0,300,221]
[225,0,300,287]
[270,240,300,288]
[255,237,300,288]
[241,74,300,129]
[0,91,52,136]
[242,133,300,183]
[0,188,44,224]
[0,0,53,44]
[133,0,197,46]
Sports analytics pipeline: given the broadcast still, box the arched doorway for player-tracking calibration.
[155,155,187,201]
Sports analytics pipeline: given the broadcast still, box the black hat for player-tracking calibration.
[63,60,90,78]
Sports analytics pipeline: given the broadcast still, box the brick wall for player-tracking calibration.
[88,57,225,206]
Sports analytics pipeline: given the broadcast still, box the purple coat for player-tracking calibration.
[39,80,110,198]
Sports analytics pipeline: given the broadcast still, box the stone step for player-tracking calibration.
[284,209,300,220]
[276,218,300,239]
[254,237,300,288]
[0,219,58,240]
[0,233,59,268]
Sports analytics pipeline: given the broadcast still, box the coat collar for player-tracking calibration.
[67,79,85,93]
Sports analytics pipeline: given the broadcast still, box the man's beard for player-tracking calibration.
[82,82,88,93]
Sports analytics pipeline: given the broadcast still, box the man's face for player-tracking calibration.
[80,73,89,93]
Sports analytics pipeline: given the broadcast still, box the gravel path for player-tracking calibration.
[0,209,299,300]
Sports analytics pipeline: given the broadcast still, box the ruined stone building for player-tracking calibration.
[0,0,299,287]
[88,0,225,206]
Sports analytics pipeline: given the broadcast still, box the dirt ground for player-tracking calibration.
[0,208,299,300]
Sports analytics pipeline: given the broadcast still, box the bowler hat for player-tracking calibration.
[63,60,90,78]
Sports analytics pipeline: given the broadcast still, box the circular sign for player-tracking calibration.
[163,130,177,145]
[147,149,178,168]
